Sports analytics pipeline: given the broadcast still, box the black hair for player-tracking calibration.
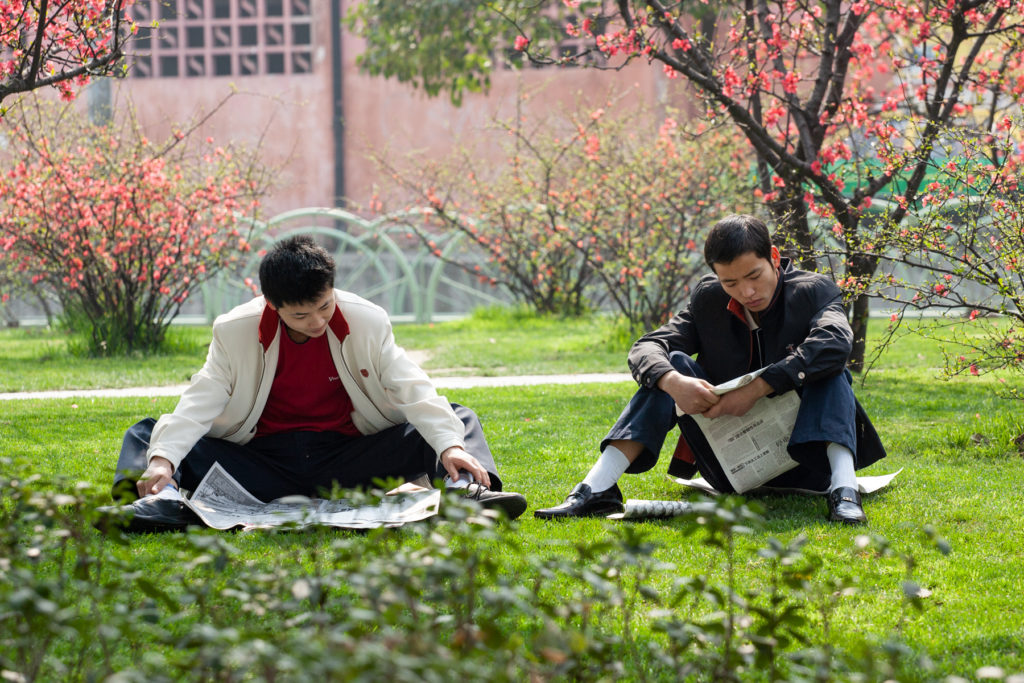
[258,235,336,307]
[703,214,773,268]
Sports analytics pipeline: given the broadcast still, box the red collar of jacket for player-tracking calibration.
[257,301,350,351]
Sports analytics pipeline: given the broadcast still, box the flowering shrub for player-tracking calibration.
[0,98,270,354]
[379,99,757,331]
[0,0,136,107]
[538,0,1024,369]
[350,0,1024,369]
[861,133,1024,400]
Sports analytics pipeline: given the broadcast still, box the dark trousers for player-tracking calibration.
[602,352,862,493]
[112,404,502,502]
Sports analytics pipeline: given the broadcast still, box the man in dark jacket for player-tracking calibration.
[534,214,886,524]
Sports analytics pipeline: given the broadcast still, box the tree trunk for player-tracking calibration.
[846,252,878,372]
[848,291,870,373]
[769,183,816,270]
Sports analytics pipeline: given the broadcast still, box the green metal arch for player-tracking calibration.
[202,207,507,323]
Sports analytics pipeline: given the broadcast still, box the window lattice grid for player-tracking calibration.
[128,0,314,78]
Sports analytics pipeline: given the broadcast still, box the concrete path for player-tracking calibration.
[0,372,634,401]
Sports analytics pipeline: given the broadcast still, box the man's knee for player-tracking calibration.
[668,351,704,379]
[124,417,157,443]
[449,403,478,422]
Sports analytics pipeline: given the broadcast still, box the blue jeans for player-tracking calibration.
[111,404,502,501]
[602,352,860,493]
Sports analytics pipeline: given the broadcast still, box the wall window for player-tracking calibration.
[129,0,315,78]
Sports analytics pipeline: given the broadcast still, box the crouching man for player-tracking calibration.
[101,235,526,531]
[534,214,885,525]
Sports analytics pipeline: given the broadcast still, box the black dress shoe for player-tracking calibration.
[534,483,624,519]
[458,483,528,521]
[827,486,867,525]
[95,494,203,533]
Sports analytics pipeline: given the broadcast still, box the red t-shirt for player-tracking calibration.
[256,323,360,436]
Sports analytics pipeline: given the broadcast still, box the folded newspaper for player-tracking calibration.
[608,368,901,516]
[678,367,802,494]
[607,499,719,520]
[181,462,441,530]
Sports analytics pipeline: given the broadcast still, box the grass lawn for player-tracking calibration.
[0,308,628,392]
[1,311,1023,680]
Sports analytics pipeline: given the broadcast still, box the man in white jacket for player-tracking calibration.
[102,235,526,531]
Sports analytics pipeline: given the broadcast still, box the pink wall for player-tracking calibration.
[106,0,687,218]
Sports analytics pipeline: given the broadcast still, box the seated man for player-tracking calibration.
[535,214,886,525]
[102,235,526,531]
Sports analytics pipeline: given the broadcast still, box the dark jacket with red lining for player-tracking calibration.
[628,258,853,395]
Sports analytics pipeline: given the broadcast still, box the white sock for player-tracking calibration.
[826,442,857,492]
[582,445,630,493]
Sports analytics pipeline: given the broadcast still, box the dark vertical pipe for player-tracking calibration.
[330,0,345,207]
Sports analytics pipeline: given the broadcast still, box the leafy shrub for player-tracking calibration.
[0,460,974,682]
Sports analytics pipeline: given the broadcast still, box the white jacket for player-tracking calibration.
[147,289,465,471]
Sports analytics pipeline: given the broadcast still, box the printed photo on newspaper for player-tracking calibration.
[681,369,802,494]
[181,462,441,531]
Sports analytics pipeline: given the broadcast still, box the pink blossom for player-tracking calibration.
[671,37,692,52]
[514,35,530,51]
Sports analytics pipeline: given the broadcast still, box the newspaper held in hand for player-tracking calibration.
[676,368,801,494]
[181,462,440,530]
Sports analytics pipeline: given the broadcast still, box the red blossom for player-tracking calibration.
[0,99,266,352]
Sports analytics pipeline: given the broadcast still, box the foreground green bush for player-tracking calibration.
[0,461,971,682]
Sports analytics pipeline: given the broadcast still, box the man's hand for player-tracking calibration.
[439,446,491,488]
[703,377,773,419]
[657,370,720,416]
[137,456,175,497]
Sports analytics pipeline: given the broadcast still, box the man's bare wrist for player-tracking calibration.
[656,370,680,392]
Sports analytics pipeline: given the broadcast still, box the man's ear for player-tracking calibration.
[265,300,277,311]
[770,245,781,268]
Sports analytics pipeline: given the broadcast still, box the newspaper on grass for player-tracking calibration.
[182,462,441,531]
[671,469,903,497]
[607,468,903,520]
[675,367,801,494]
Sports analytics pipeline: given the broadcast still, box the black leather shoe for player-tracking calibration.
[95,495,202,533]
[827,486,867,525]
[534,483,624,519]
[458,483,528,521]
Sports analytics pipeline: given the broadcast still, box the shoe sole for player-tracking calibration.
[533,503,625,520]
[124,519,194,533]
[479,496,528,521]
[829,515,867,526]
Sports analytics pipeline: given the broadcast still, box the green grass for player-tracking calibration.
[393,307,630,376]
[0,309,985,393]
[2,311,1023,679]
[0,309,629,392]
[0,325,213,392]
[2,372,1023,678]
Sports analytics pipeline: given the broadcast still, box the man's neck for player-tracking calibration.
[284,324,309,344]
